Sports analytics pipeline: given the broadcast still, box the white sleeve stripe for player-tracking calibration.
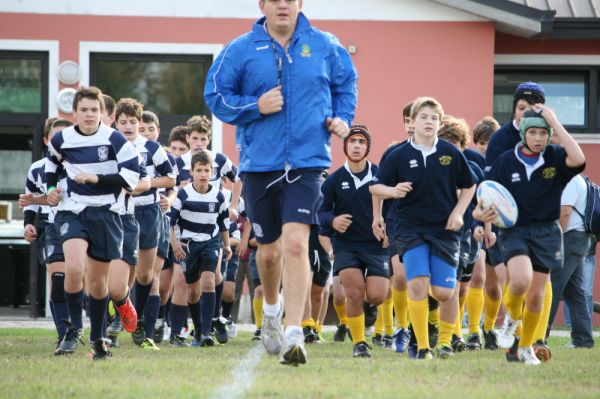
[212,42,258,111]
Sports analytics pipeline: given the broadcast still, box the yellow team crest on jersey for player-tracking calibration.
[542,167,556,179]
[439,155,452,166]
[300,44,311,58]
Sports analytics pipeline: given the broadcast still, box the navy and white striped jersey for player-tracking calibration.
[176,149,239,184]
[170,183,229,242]
[23,158,49,226]
[131,136,176,206]
[46,124,141,213]
[115,153,151,216]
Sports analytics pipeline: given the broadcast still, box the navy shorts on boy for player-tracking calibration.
[498,222,563,274]
[157,215,171,260]
[334,251,391,279]
[135,202,161,250]
[458,228,472,270]
[223,251,239,282]
[241,169,323,244]
[309,249,332,287]
[121,214,139,266]
[395,232,461,268]
[161,247,175,271]
[45,222,65,264]
[55,206,123,262]
[249,249,261,287]
[182,237,220,284]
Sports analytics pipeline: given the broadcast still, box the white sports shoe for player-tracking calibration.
[226,320,238,339]
[518,346,541,366]
[261,305,283,355]
[280,328,307,366]
[498,315,520,349]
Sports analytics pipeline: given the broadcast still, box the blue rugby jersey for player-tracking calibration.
[485,121,520,174]
[372,137,475,238]
[465,159,484,229]
[487,143,584,226]
[45,124,141,213]
[131,136,175,206]
[176,149,239,184]
[23,158,49,226]
[170,183,229,242]
[464,148,485,171]
[319,161,386,254]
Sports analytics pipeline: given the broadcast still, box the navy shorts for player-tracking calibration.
[334,250,391,279]
[458,228,472,270]
[484,226,504,267]
[55,206,123,262]
[395,231,461,268]
[181,237,220,284]
[161,247,175,271]
[241,169,323,244]
[498,222,563,274]
[222,251,239,282]
[249,249,261,287]
[45,222,65,264]
[157,215,171,259]
[309,249,332,287]
[135,203,161,250]
[121,214,139,266]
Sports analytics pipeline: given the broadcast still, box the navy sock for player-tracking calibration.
[201,292,216,336]
[222,300,233,319]
[53,301,70,339]
[65,290,84,330]
[134,280,152,316]
[170,304,188,339]
[158,304,166,319]
[143,295,160,338]
[188,300,202,337]
[88,295,109,342]
[165,298,172,326]
[213,282,224,319]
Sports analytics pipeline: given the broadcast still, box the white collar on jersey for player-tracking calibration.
[343,160,373,190]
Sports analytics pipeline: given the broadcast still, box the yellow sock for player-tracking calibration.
[504,289,525,321]
[253,297,263,329]
[454,293,468,336]
[316,322,322,334]
[348,313,366,344]
[515,322,523,338]
[392,287,408,329]
[334,303,348,326]
[374,305,384,335]
[383,296,394,335]
[429,305,440,325]
[467,287,484,334]
[301,318,315,328]
[439,320,455,347]
[520,306,542,347]
[408,297,430,350]
[534,280,552,342]
[483,291,501,331]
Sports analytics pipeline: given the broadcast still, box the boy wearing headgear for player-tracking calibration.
[318,125,390,358]
[478,105,586,365]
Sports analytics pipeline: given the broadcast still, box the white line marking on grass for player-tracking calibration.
[210,344,264,399]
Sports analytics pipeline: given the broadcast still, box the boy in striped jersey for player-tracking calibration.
[115,99,176,350]
[170,150,232,347]
[46,86,141,360]
[20,117,73,350]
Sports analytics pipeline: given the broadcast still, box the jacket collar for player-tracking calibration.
[252,12,311,42]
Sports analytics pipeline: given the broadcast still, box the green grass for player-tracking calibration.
[1,329,599,399]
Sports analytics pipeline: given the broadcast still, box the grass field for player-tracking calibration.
[1,328,599,399]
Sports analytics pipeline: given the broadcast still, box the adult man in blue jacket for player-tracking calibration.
[205,0,357,366]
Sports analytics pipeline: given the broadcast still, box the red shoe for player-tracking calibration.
[116,298,138,333]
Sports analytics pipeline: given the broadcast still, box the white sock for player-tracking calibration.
[262,301,281,318]
[285,325,302,338]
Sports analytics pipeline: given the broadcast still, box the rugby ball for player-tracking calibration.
[476,180,518,228]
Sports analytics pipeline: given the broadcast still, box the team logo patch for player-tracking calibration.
[60,223,69,236]
[409,159,418,168]
[47,245,54,257]
[439,155,452,166]
[297,208,310,215]
[252,223,264,238]
[542,167,556,179]
[208,203,216,213]
[383,261,389,272]
[300,44,311,58]
[511,172,521,183]
[141,152,148,166]
[98,146,109,162]
[341,181,350,190]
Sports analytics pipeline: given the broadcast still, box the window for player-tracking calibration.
[0,52,46,114]
[90,53,213,142]
[494,67,599,133]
